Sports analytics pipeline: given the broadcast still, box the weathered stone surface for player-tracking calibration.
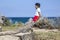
[33,17,56,29]
[0,35,20,40]
[0,25,33,36]
[15,32,34,40]
[0,29,60,40]
[0,32,34,40]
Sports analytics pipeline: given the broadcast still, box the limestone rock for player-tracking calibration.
[15,32,34,40]
[0,35,20,40]
[33,17,55,29]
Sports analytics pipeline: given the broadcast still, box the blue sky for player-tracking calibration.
[0,0,60,17]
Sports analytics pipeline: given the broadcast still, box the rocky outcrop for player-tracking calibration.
[0,17,60,40]
[0,31,34,40]
[0,24,34,40]
[0,32,34,40]
[0,35,20,40]
[0,29,60,40]
[33,17,58,29]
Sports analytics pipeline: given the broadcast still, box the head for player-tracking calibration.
[35,3,40,9]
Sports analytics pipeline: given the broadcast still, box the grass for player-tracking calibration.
[34,30,60,40]
[2,23,24,31]
[2,26,17,31]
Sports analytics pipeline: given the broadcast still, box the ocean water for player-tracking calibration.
[7,17,60,24]
[7,17,32,23]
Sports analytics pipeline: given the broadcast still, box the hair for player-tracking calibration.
[35,3,40,7]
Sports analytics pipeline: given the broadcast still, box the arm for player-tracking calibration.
[38,12,41,18]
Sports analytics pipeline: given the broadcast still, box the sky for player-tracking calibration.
[0,0,60,17]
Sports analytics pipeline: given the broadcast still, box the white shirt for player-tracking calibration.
[35,8,41,16]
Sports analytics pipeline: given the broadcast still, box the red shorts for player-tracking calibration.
[33,16,39,22]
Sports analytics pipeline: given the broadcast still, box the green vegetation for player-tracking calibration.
[2,22,24,31]
[2,26,17,31]
[0,16,24,31]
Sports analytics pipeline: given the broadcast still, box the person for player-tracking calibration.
[33,3,41,22]
[25,3,42,28]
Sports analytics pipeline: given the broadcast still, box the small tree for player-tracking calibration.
[1,16,11,26]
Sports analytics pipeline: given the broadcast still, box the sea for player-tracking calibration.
[7,17,32,23]
[7,17,60,24]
